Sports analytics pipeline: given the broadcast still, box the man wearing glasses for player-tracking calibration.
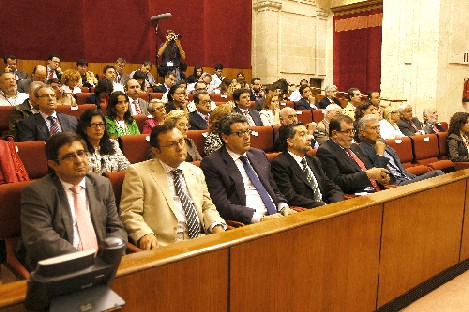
[17,132,127,270]
[201,113,296,224]
[120,124,226,250]
[17,85,77,141]
[316,115,390,194]
[188,91,211,130]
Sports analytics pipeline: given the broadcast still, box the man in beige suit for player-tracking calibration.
[120,124,226,250]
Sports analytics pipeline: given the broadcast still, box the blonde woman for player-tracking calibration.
[379,105,406,140]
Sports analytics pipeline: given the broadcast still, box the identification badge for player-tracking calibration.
[167,61,173,67]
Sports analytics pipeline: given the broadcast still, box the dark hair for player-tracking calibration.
[299,85,310,97]
[76,59,88,67]
[3,55,16,63]
[251,77,260,85]
[47,54,60,61]
[278,122,305,153]
[193,91,210,104]
[77,109,116,155]
[192,65,203,77]
[273,78,289,95]
[448,112,469,137]
[354,102,375,120]
[329,114,353,137]
[142,61,152,67]
[167,84,184,102]
[106,91,134,124]
[218,113,248,142]
[367,91,380,99]
[46,78,61,86]
[94,78,114,95]
[347,88,359,100]
[214,64,224,71]
[232,88,249,102]
[150,123,176,149]
[46,132,87,163]
[103,64,116,74]
[165,71,176,78]
[132,70,146,80]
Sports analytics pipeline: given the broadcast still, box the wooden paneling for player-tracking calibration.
[460,179,469,260]
[230,205,382,311]
[377,180,466,307]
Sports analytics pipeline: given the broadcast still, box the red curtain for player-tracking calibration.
[333,8,382,94]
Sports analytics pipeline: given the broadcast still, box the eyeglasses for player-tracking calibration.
[160,138,185,149]
[88,123,105,128]
[57,150,87,162]
[38,94,57,99]
[199,100,211,104]
[230,129,252,137]
[336,129,356,135]
[148,106,165,113]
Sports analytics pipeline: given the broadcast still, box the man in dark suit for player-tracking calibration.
[358,115,443,186]
[422,108,444,134]
[17,132,127,270]
[46,54,62,80]
[17,65,47,93]
[271,122,344,208]
[295,85,317,110]
[3,55,28,81]
[396,103,424,136]
[318,84,341,109]
[189,91,211,130]
[17,85,77,141]
[316,115,390,194]
[200,113,295,224]
[232,88,262,126]
[153,71,176,94]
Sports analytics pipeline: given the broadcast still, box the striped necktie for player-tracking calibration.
[47,116,60,136]
[300,158,322,202]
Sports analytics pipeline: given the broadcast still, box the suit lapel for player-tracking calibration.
[51,175,74,242]
[247,150,272,196]
[221,147,247,205]
[85,176,105,243]
[332,142,362,172]
[285,153,313,190]
[149,159,179,219]
[35,114,49,139]
[181,163,203,221]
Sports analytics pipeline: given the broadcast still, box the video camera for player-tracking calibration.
[169,33,182,41]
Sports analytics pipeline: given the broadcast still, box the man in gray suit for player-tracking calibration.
[17,85,78,141]
[125,79,149,115]
[17,132,127,270]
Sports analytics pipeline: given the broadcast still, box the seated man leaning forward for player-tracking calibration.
[271,122,345,208]
[200,113,296,224]
[18,132,127,270]
[120,124,226,250]
[358,114,444,186]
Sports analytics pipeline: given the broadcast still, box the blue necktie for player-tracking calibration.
[239,156,277,215]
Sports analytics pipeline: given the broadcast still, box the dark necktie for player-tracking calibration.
[239,156,277,215]
[171,169,201,238]
[47,116,60,136]
[300,158,322,202]
[346,149,380,192]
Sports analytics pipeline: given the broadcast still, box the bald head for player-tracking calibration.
[279,107,298,125]
[32,65,47,82]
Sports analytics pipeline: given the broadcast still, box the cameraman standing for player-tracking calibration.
[157,29,186,82]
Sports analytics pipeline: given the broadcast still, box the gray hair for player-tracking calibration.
[398,103,411,113]
[325,103,342,112]
[324,84,337,93]
[358,114,379,133]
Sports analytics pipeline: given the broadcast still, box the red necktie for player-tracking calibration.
[70,185,98,251]
[47,69,54,80]
[134,100,141,115]
[346,149,381,192]
[433,125,439,133]
[409,121,419,131]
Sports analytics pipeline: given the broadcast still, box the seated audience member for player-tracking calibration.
[8,81,43,138]
[187,65,203,83]
[189,91,211,130]
[314,104,343,145]
[46,54,62,80]
[120,124,225,249]
[236,72,249,89]
[77,109,130,173]
[423,108,444,134]
[227,79,242,96]
[17,65,47,93]
[274,107,318,151]
[186,81,217,113]
[259,93,281,126]
[379,105,406,140]
[294,85,317,110]
[130,61,156,91]
[316,115,390,194]
[447,112,469,162]
[204,103,234,156]
[114,57,129,86]
[76,59,98,87]
[368,91,381,108]
[48,78,77,106]
[131,70,148,92]
[318,84,341,109]
[396,103,424,136]
[86,78,113,109]
[103,64,124,93]
[217,78,231,95]
[233,88,262,126]
[250,77,264,102]
[3,55,28,81]
[200,72,219,94]
[343,88,362,121]
[17,85,78,141]
[353,102,379,142]
[165,84,188,113]
[143,99,166,134]
[61,69,82,95]
[358,115,443,185]
[165,110,202,162]
[154,71,177,94]
[105,91,140,139]
[288,79,309,102]
[211,63,224,90]
[125,79,148,115]
[0,72,29,106]
[17,132,127,270]
[271,122,345,208]
[200,113,296,224]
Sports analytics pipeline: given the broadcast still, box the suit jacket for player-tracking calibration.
[423,123,444,134]
[359,140,415,185]
[314,119,329,145]
[130,97,149,115]
[233,107,263,126]
[120,159,225,246]
[17,78,32,93]
[17,173,127,270]
[295,98,312,110]
[200,147,287,224]
[316,140,375,193]
[447,133,469,162]
[189,111,208,130]
[8,99,35,138]
[396,117,423,136]
[85,93,102,109]
[153,84,168,94]
[14,70,28,81]
[318,97,341,109]
[271,152,344,208]
[17,112,78,142]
